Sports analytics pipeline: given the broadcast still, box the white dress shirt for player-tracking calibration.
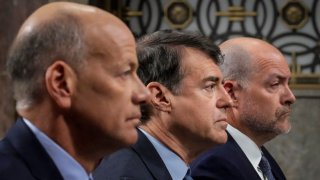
[227,124,264,180]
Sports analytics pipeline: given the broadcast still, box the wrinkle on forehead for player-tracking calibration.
[234,39,289,77]
[253,50,291,77]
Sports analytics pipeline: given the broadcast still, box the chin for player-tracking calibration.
[283,125,291,134]
[212,133,228,145]
[219,136,228,144]
[279,120,292,134]
[123,131,139,145]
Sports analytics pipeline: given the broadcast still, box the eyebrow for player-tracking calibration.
[267,74,292,85]
[203,76,220,83]
[269,73,291,80]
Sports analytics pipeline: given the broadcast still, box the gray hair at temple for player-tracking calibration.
[219,44,253,88]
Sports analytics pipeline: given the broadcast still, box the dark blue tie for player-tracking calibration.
[259,154,275,180]
[183,168,193,180]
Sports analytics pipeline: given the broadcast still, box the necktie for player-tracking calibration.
[259,154,275,180]
[88,173,94,180]
[183,168,193,180]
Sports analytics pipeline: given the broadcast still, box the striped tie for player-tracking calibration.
[259,153,275,180]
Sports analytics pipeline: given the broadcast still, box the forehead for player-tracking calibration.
[84,19,137,66]
[181,48,222,79]
[253,52,291,79]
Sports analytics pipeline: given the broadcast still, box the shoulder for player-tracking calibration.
[0,140,35,179]
[93,147,154,180]
[192,136,243,166]
[191,138,250,180]
[191,146,240,169]
[104,147,145,168]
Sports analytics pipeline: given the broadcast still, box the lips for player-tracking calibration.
[216,118,228,129]
[276,108,291,120]
[280,112,290,118]
[217,118,227,122]
[127,112,142,121]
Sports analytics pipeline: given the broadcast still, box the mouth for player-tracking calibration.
[216,118,228,128]
[217,118,227,122]
[127,114,141,120]
[127,112,142,121]
[278,110,291,119]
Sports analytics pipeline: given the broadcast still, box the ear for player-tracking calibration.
[146,82,171,112]
[224,80,238,107]
[45,61,76,109]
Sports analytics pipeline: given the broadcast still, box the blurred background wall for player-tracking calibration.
[1,0,319,179]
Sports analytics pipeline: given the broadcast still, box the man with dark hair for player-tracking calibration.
[191,37,295,180]
[94,30,232,180]
[0,2,149,180]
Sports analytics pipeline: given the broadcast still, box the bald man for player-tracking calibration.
[191,37,295,180]
[0,2,149,180]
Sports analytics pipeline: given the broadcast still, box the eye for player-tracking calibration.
[120,68,132,79]
[204,83,216,91]
[123,69,131,76]
[269,82,280,90]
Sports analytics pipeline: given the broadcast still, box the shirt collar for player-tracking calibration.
[139,128,189,180]
[23,118,92,180]
[227,124,262,170]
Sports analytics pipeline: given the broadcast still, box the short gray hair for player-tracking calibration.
[7,12,87,107]
[220,45,253,88]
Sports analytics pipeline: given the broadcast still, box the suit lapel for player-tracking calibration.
[131,130,172,180]
[261,146,286,180]
[228,133,262,179]
[7,118,63,180]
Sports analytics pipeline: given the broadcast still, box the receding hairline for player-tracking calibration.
[219,39,255,86]
[219,37,284,86]
[15,2,121,42]
[17,1,134,60]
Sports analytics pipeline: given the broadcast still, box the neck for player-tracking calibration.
[229,122,275,147]
[19,108,101,173]
[141,118,200,164]
[228,108,274,147]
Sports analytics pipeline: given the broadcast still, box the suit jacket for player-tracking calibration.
[190,133,286,180]
[93,130,172,180]
[0,118,63,180]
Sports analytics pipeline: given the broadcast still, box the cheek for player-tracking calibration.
[194,103,221,130]
[242,92,275,114]
[239,97,260,120]
[75,81,131,129]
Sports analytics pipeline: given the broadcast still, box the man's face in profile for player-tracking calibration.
[70,20,149,150]
[168,47,231,148]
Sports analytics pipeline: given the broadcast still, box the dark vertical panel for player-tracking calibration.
[0,0,48,137]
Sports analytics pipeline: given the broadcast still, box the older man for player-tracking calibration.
[0,2,149,180]
[191,37,296,180]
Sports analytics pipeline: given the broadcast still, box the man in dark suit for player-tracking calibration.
[94,30,232,180]
[191,37,296,180]
[0,2,149,179]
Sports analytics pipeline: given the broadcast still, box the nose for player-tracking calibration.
[281,85,296,106]
[216,85,233,109]
[132,75,150,104]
